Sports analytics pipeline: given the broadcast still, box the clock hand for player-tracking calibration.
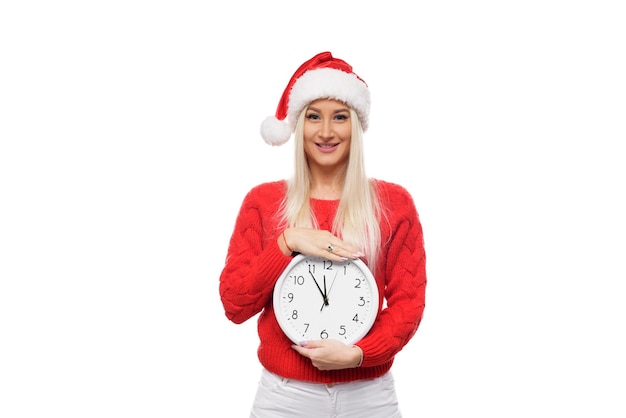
[309,272,329,306]
[320,270,339,311]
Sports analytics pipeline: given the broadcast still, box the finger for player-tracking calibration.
[291,344,309,356]
[322,235,362,258]
[297,340,323,348]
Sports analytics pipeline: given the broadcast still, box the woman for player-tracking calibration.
[219,51,427,417]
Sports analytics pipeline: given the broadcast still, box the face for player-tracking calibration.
[303,99,352,173]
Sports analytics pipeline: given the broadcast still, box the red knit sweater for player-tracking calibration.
[219,180,426,384]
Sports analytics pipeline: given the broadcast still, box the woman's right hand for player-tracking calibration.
[279,228,363,261]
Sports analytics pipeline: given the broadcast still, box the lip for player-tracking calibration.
[316,143,339,153]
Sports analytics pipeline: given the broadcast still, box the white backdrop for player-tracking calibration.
[1,1,625,417]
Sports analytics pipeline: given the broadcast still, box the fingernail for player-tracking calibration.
[298,341,308,347]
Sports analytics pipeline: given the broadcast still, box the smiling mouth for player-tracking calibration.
[317,143,338,149]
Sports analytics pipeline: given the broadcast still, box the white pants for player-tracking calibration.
[250,368,402,418]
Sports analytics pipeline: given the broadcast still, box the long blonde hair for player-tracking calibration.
[279,107,382,271]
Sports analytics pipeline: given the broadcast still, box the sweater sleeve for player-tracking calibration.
[357,183,427,367]
[219,184,293,324]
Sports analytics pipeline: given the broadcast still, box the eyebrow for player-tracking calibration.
[307,106,350,113]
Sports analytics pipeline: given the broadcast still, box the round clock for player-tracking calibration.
[273,254,379,346]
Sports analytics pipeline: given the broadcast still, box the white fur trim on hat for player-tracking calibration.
[286,68,370,132]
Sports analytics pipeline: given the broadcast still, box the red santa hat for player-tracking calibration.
[260,51,371,146]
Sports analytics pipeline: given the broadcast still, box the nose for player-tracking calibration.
[320,120,334,139]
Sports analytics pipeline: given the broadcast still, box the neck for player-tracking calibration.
[310,177,344,200]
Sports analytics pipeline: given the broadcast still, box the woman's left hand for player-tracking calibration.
[291,339,362,370]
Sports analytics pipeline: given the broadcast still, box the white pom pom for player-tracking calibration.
[260,116,292,146]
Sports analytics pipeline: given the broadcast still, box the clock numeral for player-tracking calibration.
[286,292,294,303]
[352,313,360,323]
[323,260,333,270]
[339,325,346,336]
[354,278,362,288]
[291,275,305,286]
[320,330,329,339]
[358,296,365,306]
[291,310,298,320]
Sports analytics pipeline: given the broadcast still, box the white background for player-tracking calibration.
[1,1,625,417]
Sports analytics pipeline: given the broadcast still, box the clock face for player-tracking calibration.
[273,254,379,345]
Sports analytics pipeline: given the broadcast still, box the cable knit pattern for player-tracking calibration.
[219,179,426,383]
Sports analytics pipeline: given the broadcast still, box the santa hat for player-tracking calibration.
[260,51,371,146]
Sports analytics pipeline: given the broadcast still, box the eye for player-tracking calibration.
[334,113,349,121]
[305,112,321,120]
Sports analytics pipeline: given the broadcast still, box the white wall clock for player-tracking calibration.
[273,254,379,345]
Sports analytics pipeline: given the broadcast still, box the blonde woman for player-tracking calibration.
[219,52,427,418]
